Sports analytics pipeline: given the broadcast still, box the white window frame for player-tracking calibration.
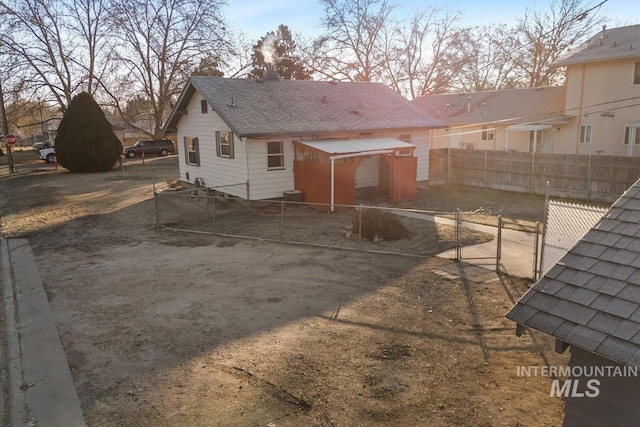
[624,126,640,145]
[579,125,592,144]
[216,131,234,158]
[267,141,285,170]
[184,137,200,166]
[201,99,208,113]
[481,126,494,141]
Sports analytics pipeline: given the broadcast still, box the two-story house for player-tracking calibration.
[555,24,640,156]
[416,24,640,156]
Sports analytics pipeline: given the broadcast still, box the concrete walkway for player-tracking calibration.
[396,211,539,279]
[1,238,86,427]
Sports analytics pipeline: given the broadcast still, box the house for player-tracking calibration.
[415,24,640,156]
[506,178,640,426]
[413,87,570,152]
[554,24,640,156]
[162,71,444,210]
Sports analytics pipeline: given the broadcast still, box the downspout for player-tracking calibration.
[575,64,586,155]
[329,149,397,212]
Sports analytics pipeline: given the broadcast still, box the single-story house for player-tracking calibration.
[506,178,640,426]
[413,86,572,152]
[162,70,444,211]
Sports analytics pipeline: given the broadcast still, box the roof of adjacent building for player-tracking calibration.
[506,178,640,367]
[163,76,445,137]
[412,86,570,126]
[296,137,415,155]
[553,24,640,67]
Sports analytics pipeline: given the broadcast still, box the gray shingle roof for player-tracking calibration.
[412,86,570,126]
[163,76,444,137]
[506,178,640,367]
[553,24,640,67]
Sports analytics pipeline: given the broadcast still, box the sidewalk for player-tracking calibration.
[1,238,86,427]
[396,211,538,279]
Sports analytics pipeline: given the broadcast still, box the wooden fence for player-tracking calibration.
[429,148,640,203]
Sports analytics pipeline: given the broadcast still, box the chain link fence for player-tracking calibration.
[541,200,608,276]
[153,185,550,279]
[153,187,494,258]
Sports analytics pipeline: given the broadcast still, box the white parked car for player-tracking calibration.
[39,147,56,163]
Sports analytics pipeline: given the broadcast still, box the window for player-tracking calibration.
[201,100,208,113]
[624,126,640,145]
[481,126,494,141]
[634,62,640,85]
[267,141,285,169]
[184,137,200,166]
[215,131,234,158]
[579,125,592,144]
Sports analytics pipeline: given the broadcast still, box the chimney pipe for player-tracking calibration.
[264,64,279,82]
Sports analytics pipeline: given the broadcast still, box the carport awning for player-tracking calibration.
[505,124,553,132]
[296,137,415,156]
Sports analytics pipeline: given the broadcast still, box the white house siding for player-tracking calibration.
[563,59,640,156]
[177,95,248,198]
[411,131,431,181]
[246,138,296,200]
[355,156,379,188]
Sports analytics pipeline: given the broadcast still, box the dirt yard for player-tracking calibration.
[0,152,567,426]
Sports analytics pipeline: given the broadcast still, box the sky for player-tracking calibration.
[225,0,640,40]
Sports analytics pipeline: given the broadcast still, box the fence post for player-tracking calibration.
[534,221,541,280]
[152,170,159,230]
[484,150,488,189]
[530,152,535,194]
[280,200,285,241]
[212,195,216,232]
[587,155,592,201]
[496,215,502,273]
[358,206,362,244]
[456,209,461,261]
[447,147,451,184]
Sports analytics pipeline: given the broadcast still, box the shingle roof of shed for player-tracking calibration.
[506,178,640,367]
[413,86,570,126]
[553,24,640,67]
[163,76,444,137]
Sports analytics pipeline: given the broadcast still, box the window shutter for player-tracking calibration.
[229,134,235,159]
[215,131,221,157]
[195,137,200,166]
[183,137,188,164]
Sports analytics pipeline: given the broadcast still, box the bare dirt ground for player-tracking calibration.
[0,152,567,426]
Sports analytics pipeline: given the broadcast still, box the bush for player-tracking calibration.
[351,208,411,241]
[55,92,122,172]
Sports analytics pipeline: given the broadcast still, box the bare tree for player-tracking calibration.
[314,0,395,81]
[106,0,229,138]
[0,0,80,108]
[453,25,519,92]
[0,0,113,110]
[382,7,466,98]
[509,0,604,87]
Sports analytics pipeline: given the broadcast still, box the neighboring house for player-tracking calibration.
[506,178,640,426]
[105,113,147,146]
[416,24,640,156]
[414,87,570,152]
[162,71,444,210]
[554,24,640,156]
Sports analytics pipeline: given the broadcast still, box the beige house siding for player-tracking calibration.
[562,59,640,156]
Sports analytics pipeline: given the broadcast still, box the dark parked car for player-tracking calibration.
[123,139,175,158]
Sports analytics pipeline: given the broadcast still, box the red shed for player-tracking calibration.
[293,138,417,212]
